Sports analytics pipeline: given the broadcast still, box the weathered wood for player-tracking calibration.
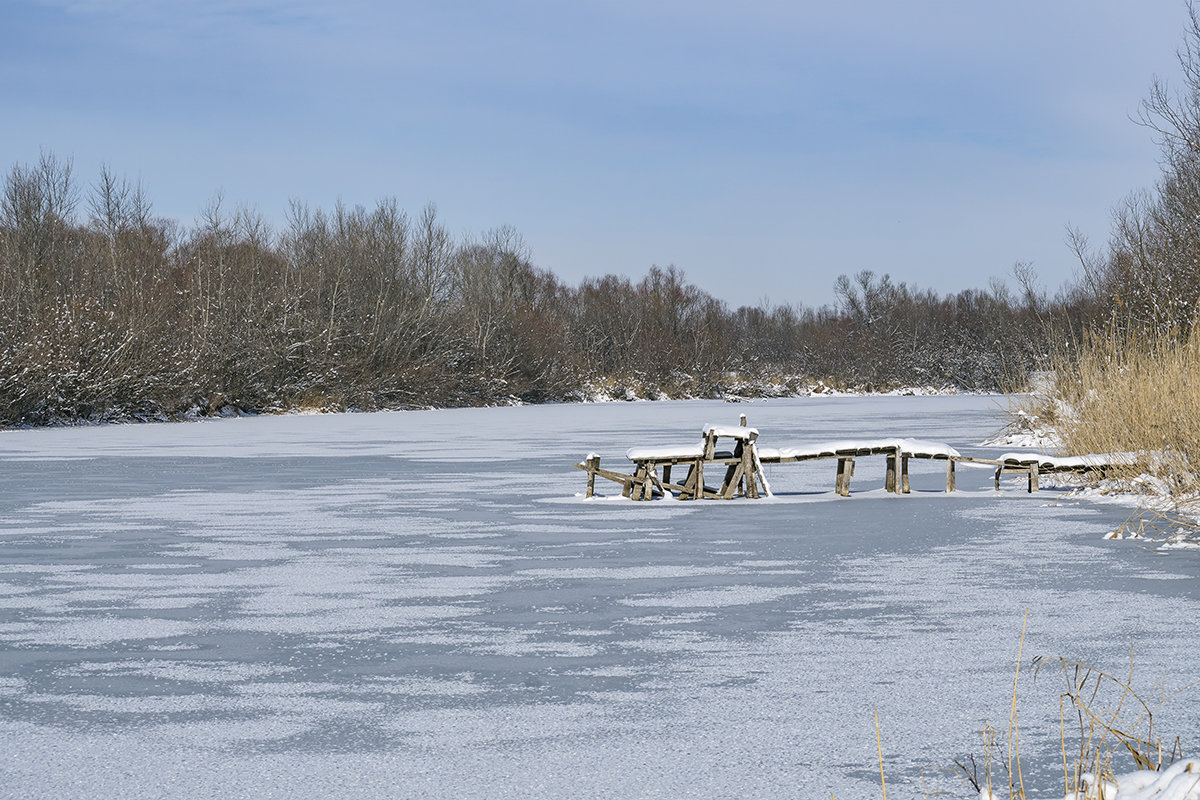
[574,461,638,485]
[722,460,746,499]
[750,446,772,497]
[630,463,649,500]
[678,463,696,499]
[742,443,757,498]
[648,469,668,498]
[585,455,599,498]
[585,419,1118,501]
[836,457,853,496]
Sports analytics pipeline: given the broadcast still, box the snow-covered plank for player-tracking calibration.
[626,442,705,461]
[702,424,758,440]
[758,438,960,462]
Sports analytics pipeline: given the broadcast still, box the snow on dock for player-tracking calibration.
[575,416,1137,500]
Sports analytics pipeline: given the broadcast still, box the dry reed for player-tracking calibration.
[1009,325,1200,542]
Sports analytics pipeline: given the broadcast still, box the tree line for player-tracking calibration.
[1,153,1088,427]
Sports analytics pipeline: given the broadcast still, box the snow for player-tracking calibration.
[1014,760,1200,799]
[758,437,961,460]
[625,441,705,461]
[996,451,1140,470]
[702,424,759,439]
[1,395,1198,799]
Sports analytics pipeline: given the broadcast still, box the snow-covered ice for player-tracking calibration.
[1,396,1199,799]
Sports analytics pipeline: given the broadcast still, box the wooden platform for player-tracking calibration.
[574,417,1138,501]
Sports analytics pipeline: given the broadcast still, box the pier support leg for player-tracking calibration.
[994,466,1002,491]
[946,459,956,493]
[744,450,758,499]
[901,455,911,494]
[1028,462,1040,493]
[836,457,854,496]
[722,461,746,499]
[885,451,899,493]
[585,455,599,498]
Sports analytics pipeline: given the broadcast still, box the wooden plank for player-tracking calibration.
[722,461,746,499]
[649,469,668,498]
[679,463,697,500]
[576,462,641,486]
[585,455,599,498]
[743,446,758,499]
[630,463,646,500]
[836,457,852,496]
[750,444,772,497]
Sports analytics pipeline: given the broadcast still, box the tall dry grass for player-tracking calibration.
[1029,325,1200,501]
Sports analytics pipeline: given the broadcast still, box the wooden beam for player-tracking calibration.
[946,459,956,493]
[836,457,853,496]
[901,454,911,494]
[585,455,599,498]
[722,460,746,499]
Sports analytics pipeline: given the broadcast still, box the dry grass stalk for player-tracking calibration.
[877,708,888,800]
[1031,648,1179,799]
[949,623,1187,799]
[1012,324,1200,540]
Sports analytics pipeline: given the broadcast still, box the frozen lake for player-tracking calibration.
[1,396,1198,799]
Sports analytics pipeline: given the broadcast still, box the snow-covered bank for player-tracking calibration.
[1,396,1197,799]
[574,376,977,404]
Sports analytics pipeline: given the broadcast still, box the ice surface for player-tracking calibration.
[1,396,1199,799]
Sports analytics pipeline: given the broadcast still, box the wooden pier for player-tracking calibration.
[574,416,1136,500]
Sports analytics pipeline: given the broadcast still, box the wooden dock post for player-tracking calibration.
[585,455,600,498]
[901,455,911,494]
[885,448,902,493]
[1028,462,1039,493]
[836,457,853,496]
[946,459,956,492]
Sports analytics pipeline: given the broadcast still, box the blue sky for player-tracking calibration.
[1,0,1189,307]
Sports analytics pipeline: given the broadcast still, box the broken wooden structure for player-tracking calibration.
[574,416,1141,501]
[982,451,1139,493]
[580,417,771,501]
